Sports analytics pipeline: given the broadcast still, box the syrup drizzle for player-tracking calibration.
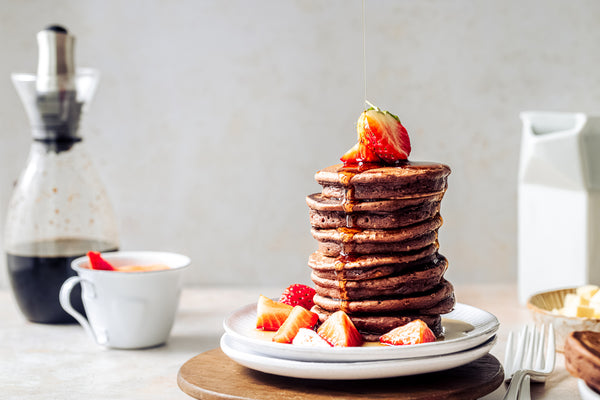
[333,161,398,310]
[334,161,416,311]
[334,163,367,311]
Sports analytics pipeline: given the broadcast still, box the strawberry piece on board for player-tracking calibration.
[379,319,436,346]
[358,106,411,163]
[279,284,317,310]
[272,306,319,344]
[87,251,115,271]
[256,295,293,331]
[317,310,364,347]
[292,328,332,347]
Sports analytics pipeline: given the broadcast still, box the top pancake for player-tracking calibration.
[315,162,451,200]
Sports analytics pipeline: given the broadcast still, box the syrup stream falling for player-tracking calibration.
[362,3,376,111]
[362,0,367,106]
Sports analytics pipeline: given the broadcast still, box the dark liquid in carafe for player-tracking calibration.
[6,238,117,324]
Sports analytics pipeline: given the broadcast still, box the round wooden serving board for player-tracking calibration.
[177,348,503,400]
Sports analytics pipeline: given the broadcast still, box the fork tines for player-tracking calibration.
[503,324,555,383]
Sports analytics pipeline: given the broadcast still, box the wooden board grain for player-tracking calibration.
[177,348,503,400]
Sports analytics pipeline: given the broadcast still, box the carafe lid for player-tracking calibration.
[36,25,76,93]
[12,25,91,142]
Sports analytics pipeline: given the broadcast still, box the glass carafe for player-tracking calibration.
[5,27,119,324]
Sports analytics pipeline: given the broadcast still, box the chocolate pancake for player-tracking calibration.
[312,306,444,340]
[307,192,443,229]
[311,215,442,257]
[315,162,450,200]
[313,279,455,314]
[316,232,438,257]
[312,257,448,299]
[309,246,439,281]
[565,331,600,393]
[306,192,445,213]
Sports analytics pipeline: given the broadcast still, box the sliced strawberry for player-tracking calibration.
[317,310,363,347]
[256,295,293,331]
[358,106,411,163]
[272,306,319,344]
[379,319,436,346]
[292,328,332,347]
[340,139,381,164]
[279,284,316,309]
[87,251,115,271]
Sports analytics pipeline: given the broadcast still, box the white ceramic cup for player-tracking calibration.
[59,251,190,349]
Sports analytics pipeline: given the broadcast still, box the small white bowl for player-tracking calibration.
[527,288,600,352]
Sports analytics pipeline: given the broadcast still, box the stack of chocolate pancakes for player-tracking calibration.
[306,161,454,341]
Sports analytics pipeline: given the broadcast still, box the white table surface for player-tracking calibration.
[0,284,579,399]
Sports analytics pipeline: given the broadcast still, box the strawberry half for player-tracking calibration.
[317,310,363,347]
[256,295,293,331]
[272,306,319,344]
[292,328,332,347]
[279,284,316,310]
[87,251,115,271]
[379,319,436,346]
[358,106,411,163]
[340,139,381,164]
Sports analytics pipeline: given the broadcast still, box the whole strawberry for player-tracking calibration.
[279,284,316,309]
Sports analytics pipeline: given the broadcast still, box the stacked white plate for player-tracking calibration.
[221,302,499,380]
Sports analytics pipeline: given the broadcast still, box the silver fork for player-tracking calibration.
[516,375,531,400]
[502,324,555,400]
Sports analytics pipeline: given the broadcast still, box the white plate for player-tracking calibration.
[223,302,499,362]
[579,379,600,400]
[220,333,497,380]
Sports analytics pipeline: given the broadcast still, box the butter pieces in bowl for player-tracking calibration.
[528,285,600,352]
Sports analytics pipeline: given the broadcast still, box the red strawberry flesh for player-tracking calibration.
[292,328,332,347]
[341,105,411,164]
[360,108,411,163]
[272,306,319,344]
[256,295,293,331]
[340,139,381,164]
[317,310,363,347]
[87,251,115,271]
[379,319,436,346]
[279,284,316,310]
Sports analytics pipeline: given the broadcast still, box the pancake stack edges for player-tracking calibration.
[306,161,455,341]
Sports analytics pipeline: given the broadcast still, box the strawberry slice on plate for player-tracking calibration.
[379,319,436,346]
[256,295,293,331]
[292,328,332,347]
[272,306,319,344]
[279,284,316,310]
[358,105,411,163]
[317,310,363,347]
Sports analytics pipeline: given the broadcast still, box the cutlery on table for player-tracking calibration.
[502,324,555,400]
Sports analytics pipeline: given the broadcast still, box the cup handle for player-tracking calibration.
[59,276,107,345]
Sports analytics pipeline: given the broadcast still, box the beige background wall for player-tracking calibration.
[1,0,599,288]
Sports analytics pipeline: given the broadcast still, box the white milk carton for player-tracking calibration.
[518,112,600,304]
